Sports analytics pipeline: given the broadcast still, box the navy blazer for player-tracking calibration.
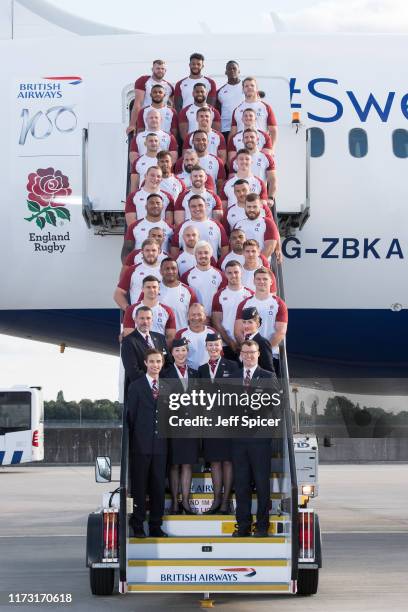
[161,364,198,390]
[252,332,276,375]
[121,329,172,386]
[242,365,280,392]
[126,375,167,455]
[198,357,240,381]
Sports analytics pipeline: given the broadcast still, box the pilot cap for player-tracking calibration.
[172,337,189,349]
[205,332,222,343]
[242,307,259,320]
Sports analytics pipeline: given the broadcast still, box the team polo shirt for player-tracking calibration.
[179,104,221,134]
[125,218,173,251]
[236,294,288,355]
[212,285,254,343]
[131,155,158,182]
[225,201,271,231]
[172,218,228,256]
[217,251,270,271]
[232,216,279,250]
[124,249,169,267]
[175,155,225,189]
[131,130,178,156]
[134,75,173,106]
[159,282,198,330]
[174,76,217,109]
[160,175,186,200]
[183,130,226,157]
[175,189,222,220]
[123,300,176,335]
[137,105,178,134]
[231,101,277,132]
[174,325,216,370]
[231,151,275,181]
[118,263,163,304]
[176,251,196,277]
[176,251,218,276]
[217,82,245,132]
[221,175,267,205]
[241,267,277,293]
[125,188,174,220]
[176,170,215,192]
[181,266,226,316]
[228,129,272,154]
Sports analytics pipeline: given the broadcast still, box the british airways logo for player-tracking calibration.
[290,77,408,123]
[17,77,82,99]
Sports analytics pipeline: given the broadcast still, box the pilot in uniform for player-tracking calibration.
[198,332,240,514]
[232,339,280,537]
[241,306,279,378]
[127,347,168,538]
[161,337,199,515]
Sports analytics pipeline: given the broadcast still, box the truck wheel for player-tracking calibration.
[89,567,115,596]
[297,568,319,595]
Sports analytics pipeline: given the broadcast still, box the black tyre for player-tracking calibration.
[297,568,319,595]
[89,567,115,596]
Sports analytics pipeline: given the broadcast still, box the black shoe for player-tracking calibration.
[202,503,221,515]
[232,529,252,537]
[253,528,269,537]
[149,527,168,537]
[170,503,182,515]
[181,502,197,515]
[129,518,146,538]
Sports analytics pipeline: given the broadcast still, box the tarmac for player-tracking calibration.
[0,464,407,611]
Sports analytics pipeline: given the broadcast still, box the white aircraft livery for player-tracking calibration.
[0,1,407,378]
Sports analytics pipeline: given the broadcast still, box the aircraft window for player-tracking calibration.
[309,127,325,157]
[349,128,368,158]
[392,129,408,158]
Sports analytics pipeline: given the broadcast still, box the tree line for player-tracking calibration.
[45,391,122,421]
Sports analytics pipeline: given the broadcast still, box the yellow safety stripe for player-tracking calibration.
[162,514,285,521]
[128,536,288,544]
[127,584,291,592]
[128,559,288,567]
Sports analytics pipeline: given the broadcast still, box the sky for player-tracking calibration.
[1,0,407,401]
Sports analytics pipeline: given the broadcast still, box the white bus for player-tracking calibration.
[0,386,44,466]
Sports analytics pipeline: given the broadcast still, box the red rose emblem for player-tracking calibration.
[25,167,72,229]
[27,167,72,208]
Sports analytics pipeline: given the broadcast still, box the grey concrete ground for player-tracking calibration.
[0,465,407,611]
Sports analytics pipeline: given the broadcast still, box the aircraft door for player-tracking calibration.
[82,123,128,233]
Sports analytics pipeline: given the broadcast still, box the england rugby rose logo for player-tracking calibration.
[25,167,72,229]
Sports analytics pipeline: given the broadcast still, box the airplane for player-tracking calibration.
[0,0,407,383]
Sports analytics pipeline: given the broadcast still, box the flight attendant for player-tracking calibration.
[198,332,239,514]
[162,337,199,515]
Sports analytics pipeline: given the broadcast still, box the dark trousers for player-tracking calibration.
[273,358,280,377]
[232,441,272,531]
[131,453,167,528]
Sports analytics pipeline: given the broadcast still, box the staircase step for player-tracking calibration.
[126,558,291,590]
[157,514,289,537]
[164,493,284,514]
[127,535,291,560]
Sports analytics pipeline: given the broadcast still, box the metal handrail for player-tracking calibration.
[272,206,299,582]
[118,395,129,585]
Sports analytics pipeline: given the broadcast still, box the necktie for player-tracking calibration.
[178,365,187,376]
[245,334,251,340]
[145,334,153,348]
[244,369,251,387]
[152,379,159,400]
[209,359,218,374]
